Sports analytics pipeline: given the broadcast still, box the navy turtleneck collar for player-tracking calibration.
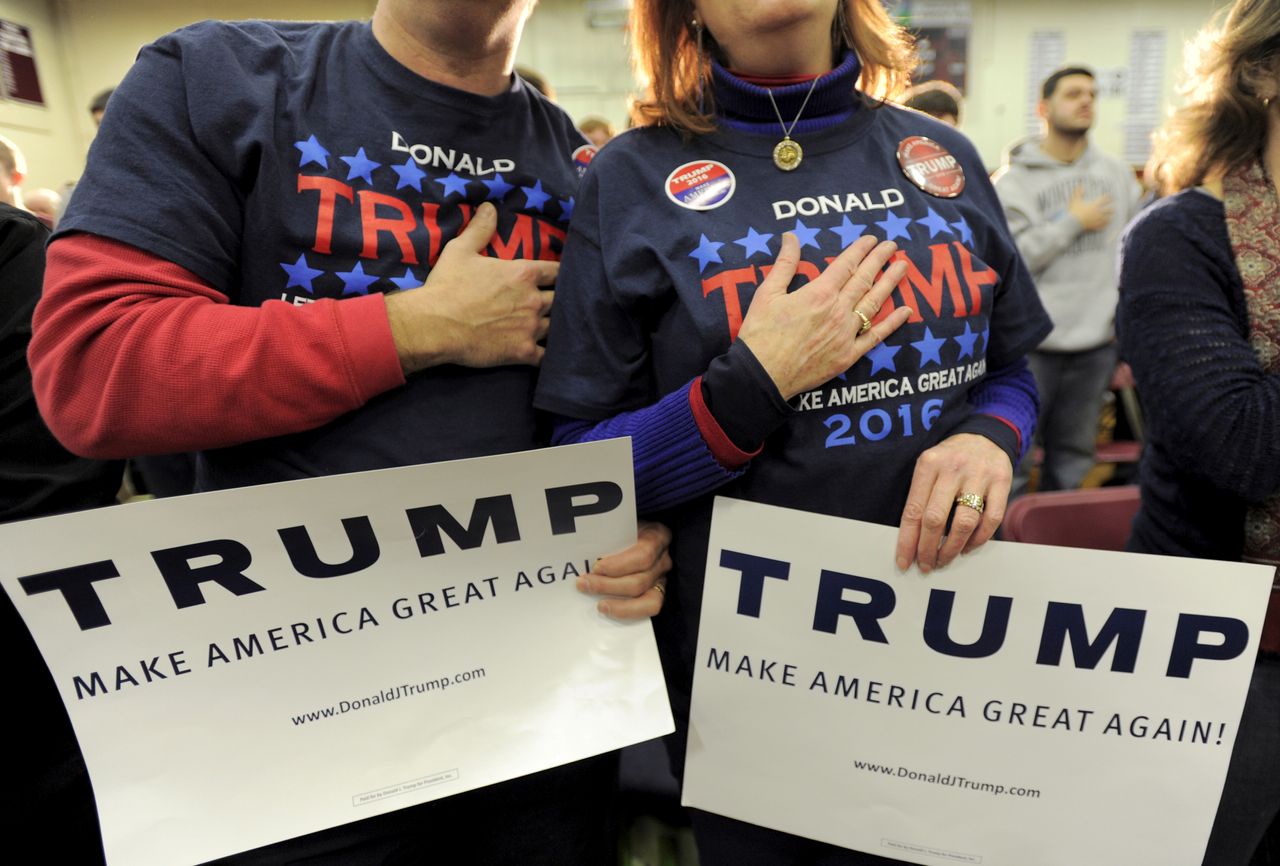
[711,51,862,136]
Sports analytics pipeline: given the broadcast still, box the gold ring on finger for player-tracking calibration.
[855,308,872,335]
[955,492,985,514]
[653,582,666,596]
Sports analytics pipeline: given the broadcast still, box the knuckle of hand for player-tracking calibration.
[922,509,948,530]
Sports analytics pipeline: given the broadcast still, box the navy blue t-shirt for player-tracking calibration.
[58,19,591,489]
[537,104,1049,525]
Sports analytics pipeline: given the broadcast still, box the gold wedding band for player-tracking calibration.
[955,492,985,514]
[653,582,666,596]
[855,308,872,335]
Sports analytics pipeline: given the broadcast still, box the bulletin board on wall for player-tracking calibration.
[0,18,44,106]
[890,0,972,92]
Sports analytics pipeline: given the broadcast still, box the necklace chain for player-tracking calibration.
[766,75,821,140]
[765,76,820,171]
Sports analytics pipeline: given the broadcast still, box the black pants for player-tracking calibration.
[1203,656,1280,866]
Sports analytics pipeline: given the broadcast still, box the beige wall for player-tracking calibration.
[0,0,83,193]
[519,0,1224,169]
[0,0,373,190]
[962,0,1221,170]
[0,0,1234,191]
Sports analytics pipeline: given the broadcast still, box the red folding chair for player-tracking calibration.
[1002,486,1141,552]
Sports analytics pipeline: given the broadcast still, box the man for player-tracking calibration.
[577,115,616,146]
[901,79,963,127]
[29,1,668,862]
[88,87,113,126]
[0,202,122,863]
[21,187,60,228]
[0,137,24,209]
[994,66,1140,494]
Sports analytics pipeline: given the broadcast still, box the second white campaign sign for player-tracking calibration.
[683,497,1272,866]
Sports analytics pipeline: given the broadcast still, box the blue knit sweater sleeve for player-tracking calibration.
[951,357,1039,465]
[549,383,746,514]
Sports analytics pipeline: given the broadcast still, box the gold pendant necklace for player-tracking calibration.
[766,75,820,171]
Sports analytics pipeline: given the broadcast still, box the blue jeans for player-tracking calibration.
[1014,344,1118,496]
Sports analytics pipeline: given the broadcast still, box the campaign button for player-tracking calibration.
[665,160,736,211]
[897,136,965,198]
[572,144,597,177]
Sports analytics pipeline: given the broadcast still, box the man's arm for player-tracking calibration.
[995,173,1090,274]
[31,205,553,459]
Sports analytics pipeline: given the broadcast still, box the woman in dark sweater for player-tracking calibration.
[1117,1,1280,862]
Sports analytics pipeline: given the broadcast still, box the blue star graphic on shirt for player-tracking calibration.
[521,179,552,211]
[435,172,471,199]
[558,197,575,222]
[734,227,773,258]
[980,325,991,353]
[279,253,324,293]
[918,208,955,239]
[866,342,902,376]
[951,216,974,246]
[483,173,515,201]
[955,322,980,359]
[340,148,381,185]
[392,159,428,191]
[689,234,724,273]
[876,210,914,242]
[294,135,329,169]
[390,268,421,291]
[791,219,821,249]
[337,261,379,296]
[829,215,867,248]
[910,326,947,367]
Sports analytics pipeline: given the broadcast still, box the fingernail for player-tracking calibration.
[576,577,590,593]
[597,601,611,617]
[919,563,932,575]
[895,556,908,571]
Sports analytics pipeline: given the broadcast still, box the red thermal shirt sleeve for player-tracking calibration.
[29,233,405,459]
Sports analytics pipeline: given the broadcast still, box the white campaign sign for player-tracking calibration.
[0,440,673,866]
[684,497,1272,866]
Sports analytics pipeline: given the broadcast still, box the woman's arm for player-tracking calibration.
[891,359,1037,573]
[548,233,912,514]
[1117,199,1280,502]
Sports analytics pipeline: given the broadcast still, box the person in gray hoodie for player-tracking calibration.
[994,66,1141,495]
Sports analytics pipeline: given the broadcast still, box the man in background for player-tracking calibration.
[88,87,113,126]
[994,65,1141,495]
[578,114,616,146]
[0,199,121,863]
[0,137,25,209]
[902,79,963,126]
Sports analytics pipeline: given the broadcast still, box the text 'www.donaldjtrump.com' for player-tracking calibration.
[290,667,486,726]
[853,759,1042,799]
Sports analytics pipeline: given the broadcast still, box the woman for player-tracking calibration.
[535,1,1050,861]
[1118,1,1280,862]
